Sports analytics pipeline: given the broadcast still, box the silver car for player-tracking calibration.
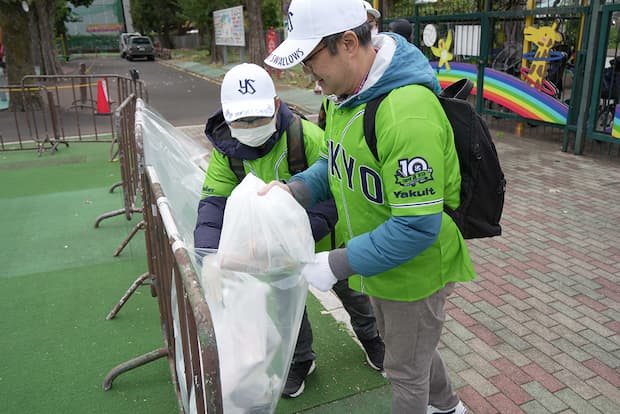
[119,32,141,58]
[126,36,155,61]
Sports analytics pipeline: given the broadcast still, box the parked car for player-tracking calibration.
[119,32,141,58]
[126,36,155,61]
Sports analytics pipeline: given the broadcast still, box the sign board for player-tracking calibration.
[65,0,124,36]
[214,6,245,47]
[86,23,123,33]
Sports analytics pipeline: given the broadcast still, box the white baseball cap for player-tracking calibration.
[264,0,367,69]
[363,1,381,19]
[220,63,276,123]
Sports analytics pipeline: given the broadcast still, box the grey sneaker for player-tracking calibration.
[282,360,316,398]
[360,335,385,371]
[427,401,467,414]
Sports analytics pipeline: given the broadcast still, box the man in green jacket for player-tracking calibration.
[262,0,476,412]
[194,63,384,398]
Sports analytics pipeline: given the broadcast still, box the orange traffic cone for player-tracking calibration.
[96,79,110,115]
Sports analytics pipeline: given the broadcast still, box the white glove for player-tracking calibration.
[301,251,337,292]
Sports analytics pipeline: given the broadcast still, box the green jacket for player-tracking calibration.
[323,84,476,301]
[197,105,343,252]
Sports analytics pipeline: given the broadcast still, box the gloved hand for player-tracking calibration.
[301,251,337,291]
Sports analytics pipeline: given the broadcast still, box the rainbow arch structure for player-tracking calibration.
[430,62,569,125]
[613,106,620,138]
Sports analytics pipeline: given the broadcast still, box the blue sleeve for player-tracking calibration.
[289,158,331,206]
[346,213,442,276]
[193,196,227,249]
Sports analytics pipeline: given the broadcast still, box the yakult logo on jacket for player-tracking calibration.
[395,157,434,187]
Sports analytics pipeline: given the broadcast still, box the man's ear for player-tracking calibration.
[341,31,360,53]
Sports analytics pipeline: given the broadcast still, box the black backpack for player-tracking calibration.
[228,113,308,182]
[363,79,506,239]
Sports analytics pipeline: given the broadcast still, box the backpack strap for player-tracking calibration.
[228,156,246,183]
[364,79,472,161]
[363,93,389,161]
[439,78,473,100]
[318,100,329,130]
[286,114,308,174]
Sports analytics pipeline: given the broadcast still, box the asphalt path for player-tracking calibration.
[84,55,221,127]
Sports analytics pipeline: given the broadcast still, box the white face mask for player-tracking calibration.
[228,116,277,147]
[371,27,379,36]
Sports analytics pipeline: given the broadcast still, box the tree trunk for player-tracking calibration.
[32,0,61,76]
[246,0,266,66]
[0,1,40,111]
[210,32,223,64]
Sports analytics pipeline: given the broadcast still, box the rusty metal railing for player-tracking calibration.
[0,83,69,154]
[103,162,223,414]
[94,93,143,257]
[1,73,147,155]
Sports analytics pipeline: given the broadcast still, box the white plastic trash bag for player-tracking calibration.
[200,253,308,413]
[202,256,282,412]
[216,174,315,274]
[198,174,314,413]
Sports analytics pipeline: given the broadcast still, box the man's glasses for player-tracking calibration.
[300,43,327,72]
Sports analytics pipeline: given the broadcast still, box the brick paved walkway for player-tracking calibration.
[316,134,620,414]
[440,136,619,413]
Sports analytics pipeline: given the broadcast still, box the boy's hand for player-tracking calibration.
[258,180,292,196]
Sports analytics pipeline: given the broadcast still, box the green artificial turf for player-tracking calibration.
[0,143,388,413]
[0,143,174,413]
[275,294,389,413]
[0,262,178,414]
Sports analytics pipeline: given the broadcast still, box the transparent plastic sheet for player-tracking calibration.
[138,101,313,413]
[137,98,209,247]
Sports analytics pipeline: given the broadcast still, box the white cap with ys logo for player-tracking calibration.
[264,0,367,69]
[220,63,276,123]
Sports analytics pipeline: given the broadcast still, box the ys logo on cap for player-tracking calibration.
[288,11,294,32]
[237,78,256,95]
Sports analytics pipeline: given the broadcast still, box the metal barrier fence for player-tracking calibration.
[102,97,223,412]
[0,83,70,154]
[0,71,147,157]
[55,74,148,256]
[94,93,144,257]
